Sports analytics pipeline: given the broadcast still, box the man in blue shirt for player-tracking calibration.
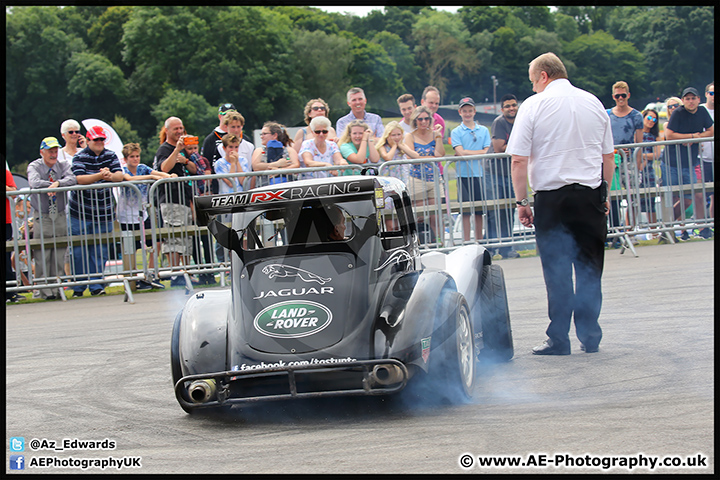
[69,125,124,297]
[451,97,491,242]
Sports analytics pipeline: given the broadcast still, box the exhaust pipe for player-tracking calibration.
[188,379,216,403]
[370,364,405,386]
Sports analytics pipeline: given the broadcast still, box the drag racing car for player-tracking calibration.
[171,174,513,413]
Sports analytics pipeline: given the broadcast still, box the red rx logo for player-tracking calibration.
[250,190,287,203]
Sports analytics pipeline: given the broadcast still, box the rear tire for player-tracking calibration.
[427,290,476,402]
[479,264,514,362]
[171,312,195,414]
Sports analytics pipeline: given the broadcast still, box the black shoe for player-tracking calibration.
[502,250,520,259]
[73,291,85,298]
[680,230,690,241]
[90,289,106,296]
[45,295,58,300]
[580,343,599,353]
[199,273,215,285]
[532,339,571,355]
[698,228,713,239]
[6,294,23,303]
[136,280,153,290]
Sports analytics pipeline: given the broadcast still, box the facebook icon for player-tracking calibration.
[10,455,25,470]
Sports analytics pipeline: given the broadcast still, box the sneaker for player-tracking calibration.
[680,230,690,241]
[136,280,153,290]
[90,289,106,296]
[697,228,713,239]
[6,294,23,303]
[73,291,85,298]
[501,250,520,259]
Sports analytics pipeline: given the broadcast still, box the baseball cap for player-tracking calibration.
[458,97,475,108]
[681,87,700,98]
[219,103,236,114]
[40,137,61,149]
[85,125,107,140]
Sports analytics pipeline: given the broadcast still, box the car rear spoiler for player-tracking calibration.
[194,177,380,227]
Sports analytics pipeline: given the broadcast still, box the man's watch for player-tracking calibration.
[516,198,529,207]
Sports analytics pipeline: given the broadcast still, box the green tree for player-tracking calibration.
[564,31,648,105]
[372,31,423,96]
[6,6,86,168]
[554,13,581,44]
[342,33,404,112]
[150,89,217,140]
[458,5,512,35]
[289,29,352,124]
[607,6,714,99]
[270,6,340,35]
[412,10,480,96]
[111,115,140,146]
[65,52,129,120]
[509,6,555,31]
[87,6,134,75]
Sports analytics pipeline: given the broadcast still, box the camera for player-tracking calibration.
[183,136,199,146]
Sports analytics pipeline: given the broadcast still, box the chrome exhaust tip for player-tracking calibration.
[370,364,405,386]
[188,379,216,403]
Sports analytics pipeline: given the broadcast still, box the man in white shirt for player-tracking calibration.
[507,52,615,356]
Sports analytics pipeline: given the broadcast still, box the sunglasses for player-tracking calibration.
[66,130,80,134]
[91,138,106,142]
[614,93,628,99]
[668,104,679,110]
[417,117,431,122]
[645,115,657,122]
[314,130,329,135]
[311,106,327,111]
[707,92,715,96]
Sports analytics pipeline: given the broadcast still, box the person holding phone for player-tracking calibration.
[58,119,86,163]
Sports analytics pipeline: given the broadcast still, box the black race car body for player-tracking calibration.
[172,175,513,412]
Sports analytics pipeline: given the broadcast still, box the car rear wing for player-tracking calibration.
[194,176,381,227]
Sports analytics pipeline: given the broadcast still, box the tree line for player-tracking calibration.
[5,5,714,172]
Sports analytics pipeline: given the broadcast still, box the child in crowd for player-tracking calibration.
[118,143,172,289]
[376,121,412,186]
[215,134,244,194]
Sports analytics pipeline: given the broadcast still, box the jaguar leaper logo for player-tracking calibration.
[254,300,333,338]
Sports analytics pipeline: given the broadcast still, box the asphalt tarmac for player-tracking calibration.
[5,240,713,473]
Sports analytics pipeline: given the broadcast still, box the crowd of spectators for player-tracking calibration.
[6,80,714,302]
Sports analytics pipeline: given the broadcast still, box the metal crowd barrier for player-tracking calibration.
[6,182,149,303]
[610,137,714,256]
[6,137,712,302]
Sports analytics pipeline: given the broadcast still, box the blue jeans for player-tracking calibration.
[483,166,515,257]
[668,165,696,200]
[70,215,113,294]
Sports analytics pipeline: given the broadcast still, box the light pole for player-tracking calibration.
[491,75,499,114]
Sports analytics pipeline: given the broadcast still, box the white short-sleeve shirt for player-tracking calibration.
[506,78,614,191]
